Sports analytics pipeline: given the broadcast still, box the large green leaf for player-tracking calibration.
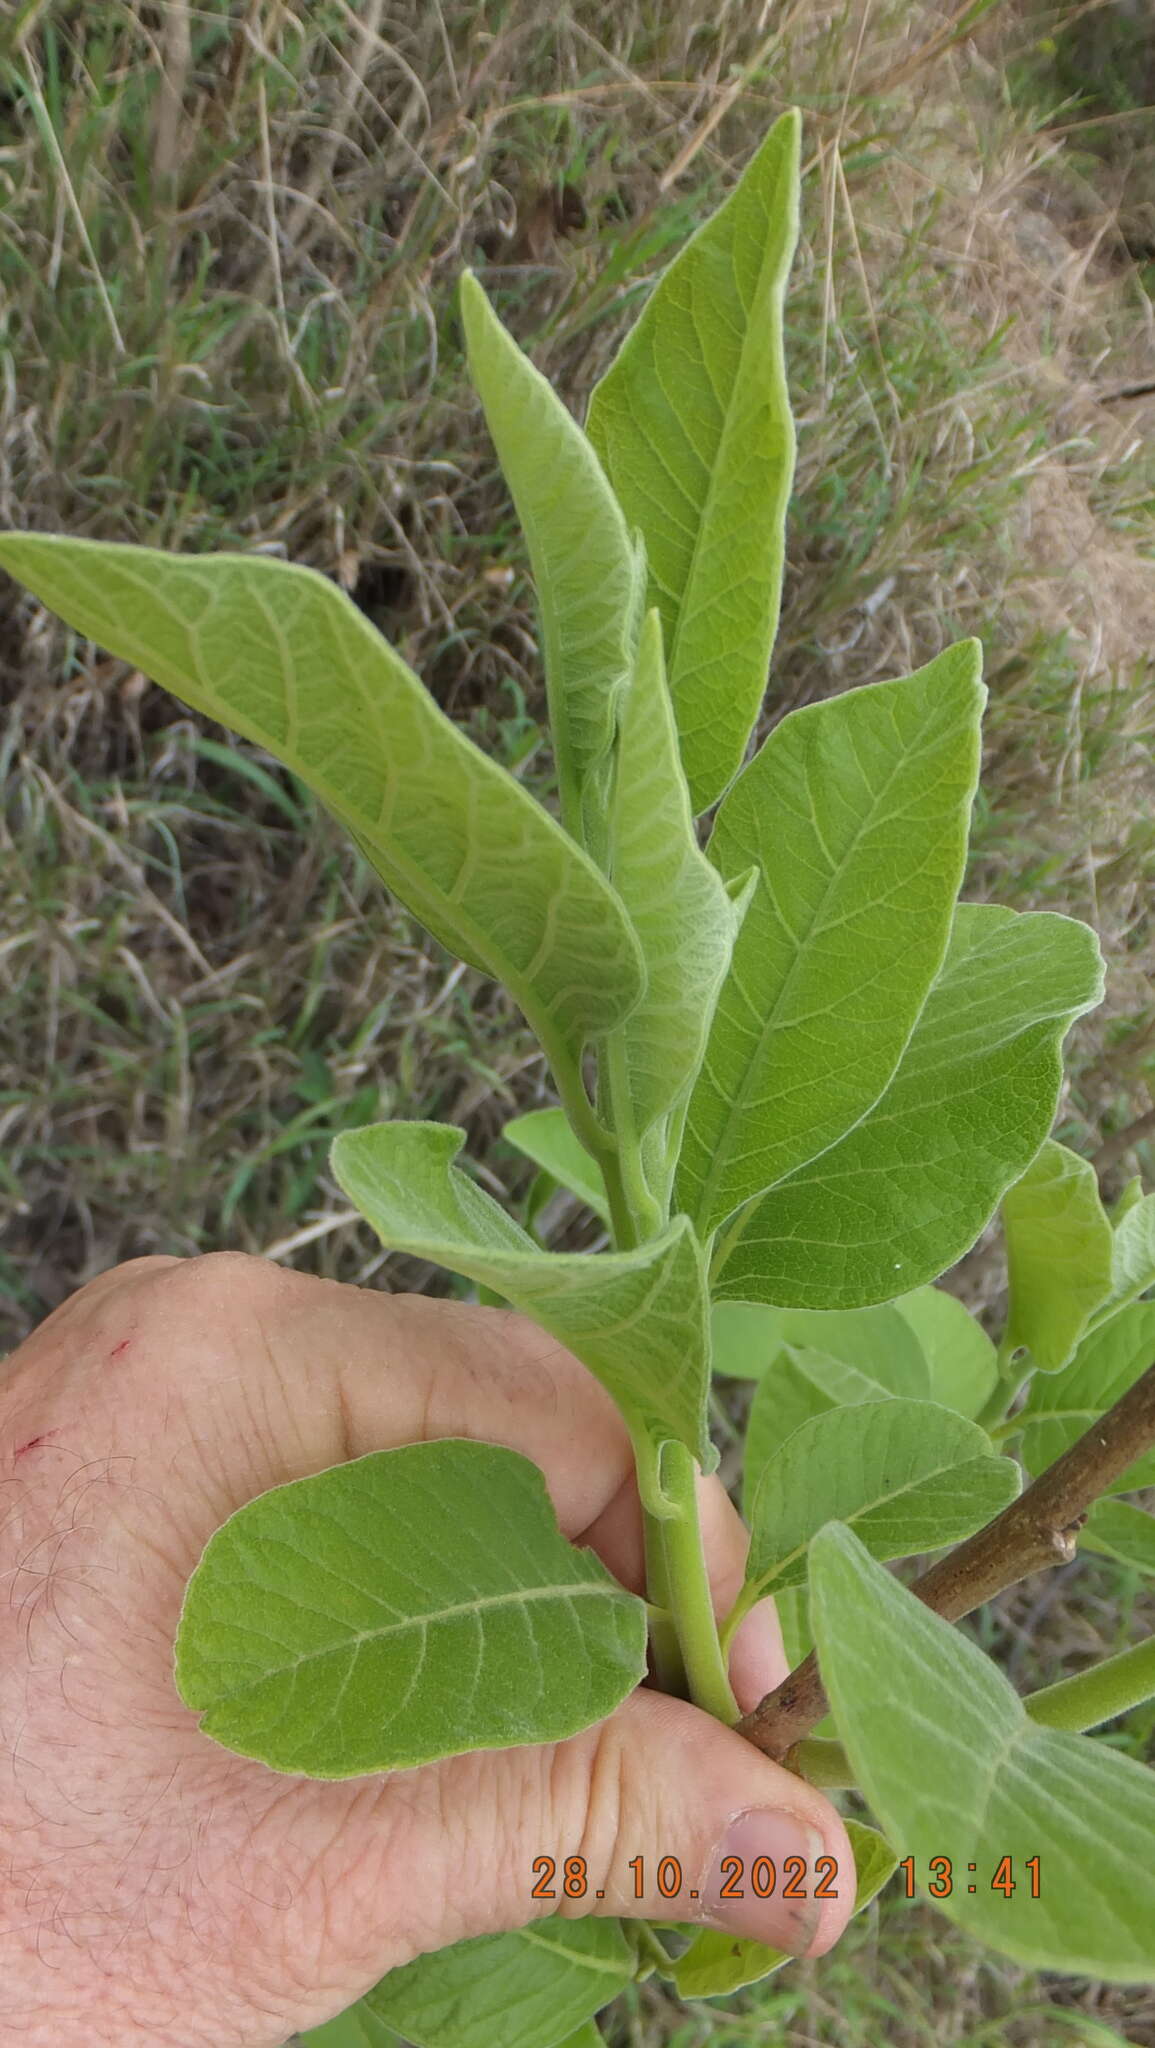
[585,110,800,816]
[676,645,985,1236]
[741,1338,927,1517]
[740,1400,1018,1605]
[608,608,755,1199]
[810,1522,1155,1977]
[668,1819,896,1999]
[711,1300,928,1386]
[1080,1497,1155,1575]
[892,1285,998,1419]
[1001,1140,1114,1371]
[174,1441,647,1777]
[1084,1190,1155,1333]
[0,533,646,1079]
[1018,1302,1155,1492]
[501,1108,612,1228]
[711,902,1105,1309]
[329,1120,714,1514]
[459,270,643,867]
[359,1915,633,2048]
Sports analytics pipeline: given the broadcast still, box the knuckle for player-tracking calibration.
[147,1249,290,1319]
[552,1718,638,1919]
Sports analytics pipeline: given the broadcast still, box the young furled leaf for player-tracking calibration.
[460,270,645,869]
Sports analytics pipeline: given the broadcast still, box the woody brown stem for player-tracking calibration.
[735,1356,1155,1765]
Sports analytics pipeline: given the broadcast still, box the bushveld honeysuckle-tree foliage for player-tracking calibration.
[4,105,1155,2044]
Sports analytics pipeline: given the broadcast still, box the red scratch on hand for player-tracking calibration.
[13,1430,61,1462]
[108,1339,131,1361]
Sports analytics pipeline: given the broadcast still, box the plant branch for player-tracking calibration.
[735,1357,1155,1765]
[658,1441,739,1725]
[1024,1632,1155,1733]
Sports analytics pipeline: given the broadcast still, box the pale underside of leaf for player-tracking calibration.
[460,270,644,868]
[0,534,647,1076]
[810,1521,1155,1978]
[329,1119,715,1514]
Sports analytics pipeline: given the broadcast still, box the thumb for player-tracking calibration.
[357,1684,857,1969]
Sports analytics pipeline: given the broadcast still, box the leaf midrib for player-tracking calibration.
[693,700,951,1231]
[205,1576,632,1697]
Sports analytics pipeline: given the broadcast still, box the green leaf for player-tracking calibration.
[1001,1140,1114,1371]
[810,1521,1155,1978]
[711,1300,928,1386]
[608,608,755,1199]
[1085,1191,1155,1332]
[0,533,646,1080]
[329,1120,715,1514]
[360,1915,633,2048]
[459,271,643,867]
[1018,1302,1155,1493]
[772,1582,813,1670]
[300,2006,403,2046]
[741,1337,928,1517]
[501,1108,612,1227]
[174,1440,647,1777]
[1080,1498,1155,1575]
[552,2027,604,2048]
[677,644,985,1236]
[892,1285,998,1418]
[668,1819,896,1999]
[586,109,801,816]
[741,1400,1018,1602]
[711,902,1105,1310]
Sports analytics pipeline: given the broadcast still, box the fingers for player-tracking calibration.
[15,1254,787,1711]
[305,1683,856,2013]
[583,1463,787,1709]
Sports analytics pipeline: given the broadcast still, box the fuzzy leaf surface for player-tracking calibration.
[1001,1140,1114,1371]
[330,1120,715,1512]
[586,111,800,815]
[811,1522,1155,1977]
[0,533,646,1072]
[711,903,1105,1309]
[460,271,643,865]
[677,645,985,1235]
[175,1442,647,1776]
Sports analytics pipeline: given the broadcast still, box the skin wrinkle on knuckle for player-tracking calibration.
[554,1716,635,1921]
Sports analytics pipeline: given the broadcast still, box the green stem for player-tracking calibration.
[644,1506,689,1699]
[1024,1635,1155,1733]
[629,1919,675,1982]
[601,1027,662,1243]
[976,1331,1028,1433]
[658,1441,739,1725]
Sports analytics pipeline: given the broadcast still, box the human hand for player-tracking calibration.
[0,1252,856,2045]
